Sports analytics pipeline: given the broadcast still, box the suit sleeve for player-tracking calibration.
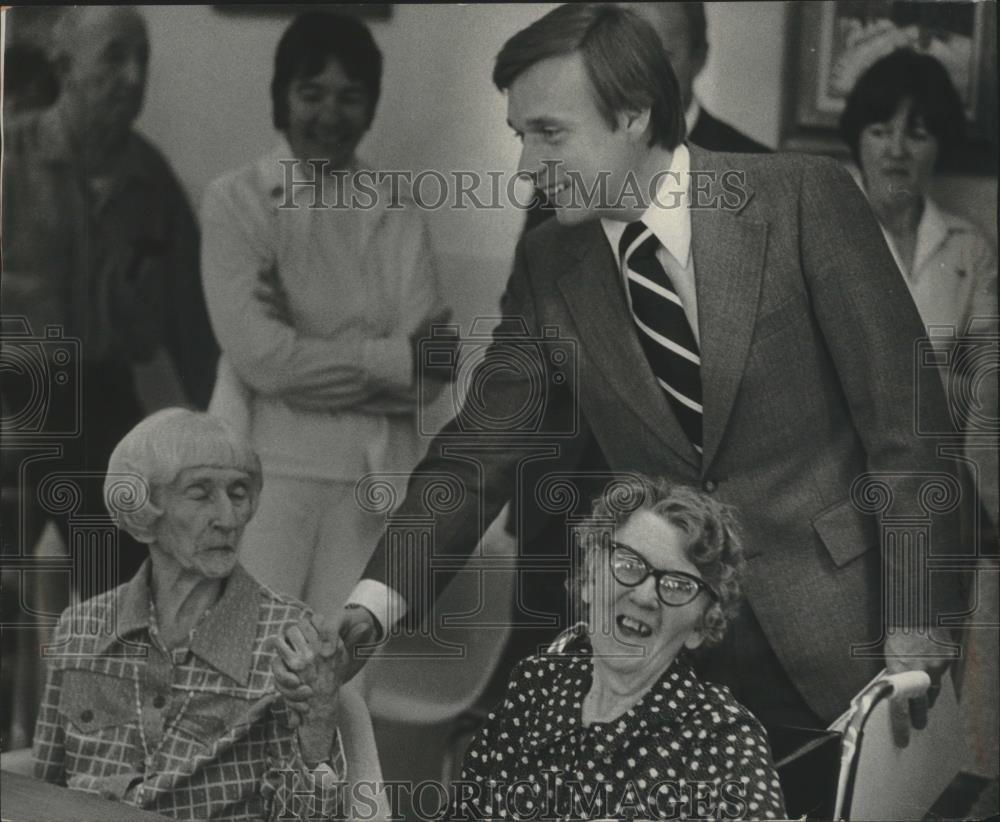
[797,158,964,628]
[360,234,567,626]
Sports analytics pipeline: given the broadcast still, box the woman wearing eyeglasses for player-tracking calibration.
[454,475,786,821]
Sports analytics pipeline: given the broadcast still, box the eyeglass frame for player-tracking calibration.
[607,541,718,606]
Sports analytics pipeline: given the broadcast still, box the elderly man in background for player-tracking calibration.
[32,409,347,822]
[628,2,770,154]
[1,6,218,596]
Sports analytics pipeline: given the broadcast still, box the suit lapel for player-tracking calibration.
[556,225,701,470]
[688,146,768,470]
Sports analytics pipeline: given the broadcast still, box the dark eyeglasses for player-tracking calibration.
[608,542,717,607]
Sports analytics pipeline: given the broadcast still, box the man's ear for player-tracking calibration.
[619,108,652,142]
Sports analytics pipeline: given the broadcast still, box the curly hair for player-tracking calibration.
[571,474,745,647]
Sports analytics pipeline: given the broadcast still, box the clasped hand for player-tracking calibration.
[270,614,346,763]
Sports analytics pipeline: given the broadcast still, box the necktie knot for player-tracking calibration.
[619,220,659,267]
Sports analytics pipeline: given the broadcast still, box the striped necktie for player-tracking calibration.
[620,219,703,454]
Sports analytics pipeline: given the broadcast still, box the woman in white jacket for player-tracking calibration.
[202,11,452,617]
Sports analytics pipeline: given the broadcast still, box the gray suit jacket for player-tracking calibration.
[363,146,962,721]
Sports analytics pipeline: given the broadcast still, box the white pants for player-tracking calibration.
[239,476,384,618]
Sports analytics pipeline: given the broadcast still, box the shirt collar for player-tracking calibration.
[100,560,261,686]
[601,144,692,268]
[685,98,702,139]
[848,166,960,279]
[111,559,154,640]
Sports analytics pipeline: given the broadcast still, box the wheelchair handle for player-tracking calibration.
[883,670,932,700]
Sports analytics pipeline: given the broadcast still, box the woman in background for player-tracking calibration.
[840,48,995,344]
[202,12,451,617]
[842,47,998,783]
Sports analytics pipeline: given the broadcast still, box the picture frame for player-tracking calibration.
[780,1,997,173]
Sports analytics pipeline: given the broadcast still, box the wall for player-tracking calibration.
[698,1,787,149]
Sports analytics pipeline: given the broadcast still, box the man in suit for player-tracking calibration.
[510,2,773,651]
[338,4,961,739]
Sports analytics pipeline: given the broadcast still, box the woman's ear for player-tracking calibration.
[686,604,714,650]
[120,512,157,545]
[683,628,705,651]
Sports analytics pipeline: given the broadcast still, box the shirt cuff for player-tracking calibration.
[363,336,412,392]
[346,580,408,640]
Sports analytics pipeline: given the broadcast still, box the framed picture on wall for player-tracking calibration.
[781,0,997,172]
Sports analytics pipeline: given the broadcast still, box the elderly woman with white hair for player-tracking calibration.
[453,475,786,821]
[31,408,348,822]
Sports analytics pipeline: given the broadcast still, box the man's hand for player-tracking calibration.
[271,615,345,749]
[884,630,955,748]
[339,604,379,684]
[255,265,292,325]
[409,307,459,383]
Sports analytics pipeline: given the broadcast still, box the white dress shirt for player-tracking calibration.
[600,144,700,344]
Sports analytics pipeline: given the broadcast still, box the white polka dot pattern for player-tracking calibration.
[456,636,786,820]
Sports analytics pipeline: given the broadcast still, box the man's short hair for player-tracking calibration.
[104,408,262,536]
[271,11,383,132]
[839,48,966,169]
[493,3,684,149]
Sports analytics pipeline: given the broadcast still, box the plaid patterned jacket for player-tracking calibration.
[32,562,346,821]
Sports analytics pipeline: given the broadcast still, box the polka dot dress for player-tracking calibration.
[456,633,786,820]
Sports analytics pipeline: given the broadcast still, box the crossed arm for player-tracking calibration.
[200,178,456,415]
